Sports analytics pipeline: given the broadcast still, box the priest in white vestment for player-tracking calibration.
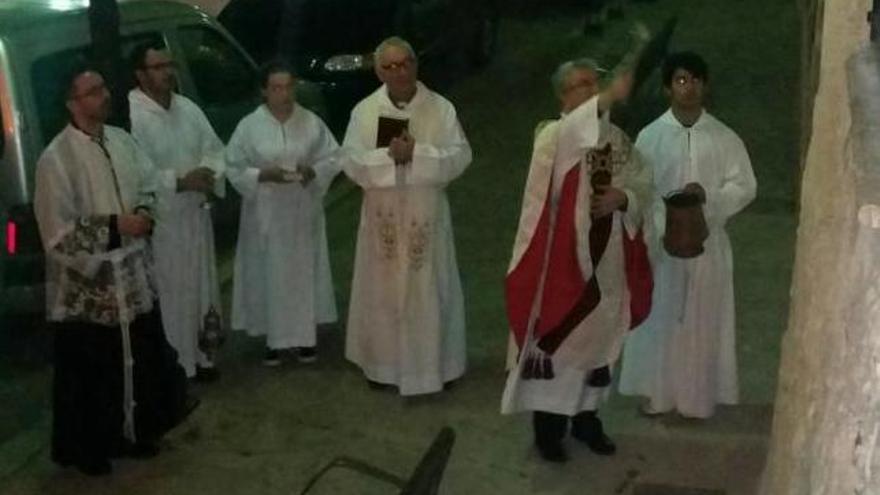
[226,62,340,366]
[34,66,191,475]
[502,59,651,462]
[342,37,471,396]
[619,52,756,419]
[128,41,225,381]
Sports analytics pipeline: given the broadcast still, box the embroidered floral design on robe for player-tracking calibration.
[407,220,431,270]
[376,208,398,261]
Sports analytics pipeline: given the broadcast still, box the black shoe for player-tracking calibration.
[536,441,568,463]
[571,412,617,456]
[443,379,457,391]
[296,347,317,364]
[263,349,282,367]
[367,379,396,391]
[194,365,220,383]
[533,411,569,462]
[76,458,112,476]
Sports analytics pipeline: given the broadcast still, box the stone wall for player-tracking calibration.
[759,1,879,493]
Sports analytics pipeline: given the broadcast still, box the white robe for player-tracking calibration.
[618,109,757,418]
[501,100,651,416]
[342,82,471,395]
[129,89,224,376]
[226,104,340,349]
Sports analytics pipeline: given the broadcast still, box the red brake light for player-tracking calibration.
[6,220,16,255]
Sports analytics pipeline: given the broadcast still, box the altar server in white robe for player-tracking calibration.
[342,37,471,396]
[619,52,756,419]
[226,61,340,366]
[128,41,225,381]
[502,59,651,462]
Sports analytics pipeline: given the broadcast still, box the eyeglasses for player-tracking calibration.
[380,58,413,71]
[563,78,598,94]
[71,82,107,100]
[673,74,703,86]
[143,61,177,71]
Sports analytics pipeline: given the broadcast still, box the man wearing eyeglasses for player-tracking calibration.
[502,59,651,462]
[128,40,225,383]
[34,64,192,476]
[341,36,472,396]
[619,52,756,419]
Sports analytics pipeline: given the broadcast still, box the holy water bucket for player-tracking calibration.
[662,189,708,258]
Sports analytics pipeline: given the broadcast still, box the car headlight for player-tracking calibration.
[323,54,373,72]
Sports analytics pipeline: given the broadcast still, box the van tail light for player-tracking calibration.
[5,205,42,256]
[6,220,16,255]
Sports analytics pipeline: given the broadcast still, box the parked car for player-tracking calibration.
[0,0,326,315]
[217,0,501,134]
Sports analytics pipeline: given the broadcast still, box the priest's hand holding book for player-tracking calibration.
[388,131,415,166]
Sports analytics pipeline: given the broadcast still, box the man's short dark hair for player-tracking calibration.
[258,59,296,89]
[662,52,709,88]
[128,38,167,73]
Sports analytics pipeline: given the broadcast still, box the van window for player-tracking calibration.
[177,27,254,107]
[30,35,166,145]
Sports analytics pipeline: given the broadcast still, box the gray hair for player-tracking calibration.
[551,58,606,96]
[374,36,417,65]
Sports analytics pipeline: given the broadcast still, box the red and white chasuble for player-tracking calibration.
[501,96,652,415]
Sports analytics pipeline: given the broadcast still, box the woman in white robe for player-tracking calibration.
[226,63,340,365]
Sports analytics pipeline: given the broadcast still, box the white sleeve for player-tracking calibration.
[129,117,176,195]
[194,106,228,198]
[704,134,757,228]
[406,105,471,187]
[555,95,600,172]
[619,144,653,236]
[224,120,262,199]
[341,106,398,189]
[33,150,109,277]
[309,116,341,195]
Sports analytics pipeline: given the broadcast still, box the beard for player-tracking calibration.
[92,98,112,122]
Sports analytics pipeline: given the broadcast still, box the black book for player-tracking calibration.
[376,116,409,148]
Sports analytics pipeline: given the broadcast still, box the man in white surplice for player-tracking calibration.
[342,37,471,396]
[226,62,340,366]
[619,52,756,419]
[502,60,650,462]
[128,41,225,381]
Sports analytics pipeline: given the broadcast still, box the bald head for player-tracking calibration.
[553,58,606,113]
[373,36,417,65]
